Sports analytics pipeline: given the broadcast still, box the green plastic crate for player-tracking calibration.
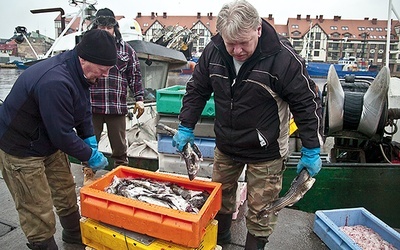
[156,85,215,117]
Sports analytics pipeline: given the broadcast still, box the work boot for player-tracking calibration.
[82,166,96,186]
[59,210,83,245]
[244,232,269,250]
[26,236,58,250]
[215,213,232,245]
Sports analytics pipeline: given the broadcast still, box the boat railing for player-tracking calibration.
[44,0,97,58]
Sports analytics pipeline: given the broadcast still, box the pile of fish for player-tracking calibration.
[105,175,209,213]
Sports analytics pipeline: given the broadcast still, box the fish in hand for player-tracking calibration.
[257,169,315,218]
[156,123,203,181]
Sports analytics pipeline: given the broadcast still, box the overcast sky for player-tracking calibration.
[1,0,400,39]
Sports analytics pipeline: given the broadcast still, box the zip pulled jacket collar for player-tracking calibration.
[211,19,282,77]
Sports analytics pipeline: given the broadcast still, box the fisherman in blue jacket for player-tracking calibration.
[0,29,116,249]
[172,0,323,249]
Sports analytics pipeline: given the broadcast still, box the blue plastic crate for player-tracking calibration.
[157,134,215,159]
[313,207,400,250]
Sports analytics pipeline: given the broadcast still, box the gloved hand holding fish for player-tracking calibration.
[157,123,203,181]
[257,146,321,218]
[257,169,316,218]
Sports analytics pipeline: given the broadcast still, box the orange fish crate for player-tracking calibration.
[80,166,222,248]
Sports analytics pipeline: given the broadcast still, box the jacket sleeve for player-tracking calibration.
[179,45,214,129]
[277,39,323,149]
[126,42,144,102]
[36,77,93,162]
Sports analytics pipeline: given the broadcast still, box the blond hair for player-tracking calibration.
[216,0,261,41]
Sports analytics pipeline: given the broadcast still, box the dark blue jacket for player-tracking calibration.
[0,49,93,161]
[180,19,323,162]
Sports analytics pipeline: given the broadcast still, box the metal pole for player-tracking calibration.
[22,33,39,59]
[386,0,392,68]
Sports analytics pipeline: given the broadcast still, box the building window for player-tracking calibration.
[293,41,302,47]
[314,51,320,57]
[330,26,338,30]
[292,24,299,29]
[315,32,321,40]
[341,26,349,30]
[292,31,300,36]
[331,32,340,38]
[358,27,365,31]
[198,38,205,46]
[314,41,321,49]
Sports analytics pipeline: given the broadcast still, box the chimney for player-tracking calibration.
[297,14,301,20]
[306,15,310,21]
[268,14,273,20]
[137,12,141,18]
[372,18,377,25]
[208,12,213,20]
[334,15,339,21]
[197,12,201,19]
[151,12,155,19]
[364,17,369,20]
[319,15,324,22]
[163,12,167,18]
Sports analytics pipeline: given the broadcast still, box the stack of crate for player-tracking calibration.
[156,85,247,219]
[156,85,217,178]
[79,166,222,249]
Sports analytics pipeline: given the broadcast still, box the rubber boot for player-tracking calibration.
[59,210,83,245]
[244,232,269,250]
[215,213,232,245]
[82,166,96,186]
[26,236,58,250]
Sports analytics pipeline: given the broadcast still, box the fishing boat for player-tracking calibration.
[9,0,400,233]
[286,66,400,229]
[306,56,379,78]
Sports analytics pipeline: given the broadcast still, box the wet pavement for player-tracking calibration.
[0,163,328,250]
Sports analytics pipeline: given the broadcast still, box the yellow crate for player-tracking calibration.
[80,217,218,250]
[289,118,298,136]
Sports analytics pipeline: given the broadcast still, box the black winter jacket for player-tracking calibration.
[0,49,94,161]
[179,19,323,162]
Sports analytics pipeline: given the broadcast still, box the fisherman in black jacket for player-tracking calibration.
[0,29,116,249]
[172,0,324,249]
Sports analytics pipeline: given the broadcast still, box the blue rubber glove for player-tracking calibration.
[83,135,98,149]
[88,148,109,171]
[172,124,195,152]
[296,147,322,177]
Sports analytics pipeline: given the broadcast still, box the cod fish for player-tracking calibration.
[157,123,203,181]
[257,169,315,218]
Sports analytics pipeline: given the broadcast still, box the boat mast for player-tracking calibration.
[305,21,312,64]
[44,0,95,58]
[386,0,400,67]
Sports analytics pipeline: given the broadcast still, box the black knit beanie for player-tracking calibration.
[96,8,115,19]
[76,29,117,66]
